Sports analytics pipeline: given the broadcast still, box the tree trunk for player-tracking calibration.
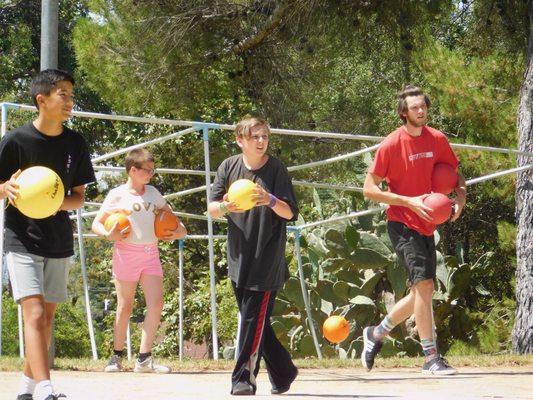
[512,0,533,354]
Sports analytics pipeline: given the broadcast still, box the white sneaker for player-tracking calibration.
[104,354,123,372]
[133,356,171,374]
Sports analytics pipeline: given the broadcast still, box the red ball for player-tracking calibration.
[423,193,453,225]
[432,163,458,195]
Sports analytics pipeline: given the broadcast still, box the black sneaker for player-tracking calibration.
[44,394,66,400]
[422,356,457,375]
[231,382,255,396]
[361,326,383,371]
[271,367,298,394]
[16,395,33,400]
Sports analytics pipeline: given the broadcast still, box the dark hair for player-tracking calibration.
[125,148,154,173]
[30,69,75,108]
[397,85,431,122]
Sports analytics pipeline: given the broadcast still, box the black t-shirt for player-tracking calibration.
[0,122,96,258]
[211,154,298,291]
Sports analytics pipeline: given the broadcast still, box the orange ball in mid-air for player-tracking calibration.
[323,315,350,344]
[154,210,179,239]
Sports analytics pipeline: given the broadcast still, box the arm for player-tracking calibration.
[450,172,467,222]
[208,195,245,218]
[363,172,433,222]
[253,185,294,220]
[0,170,21,204]
[91,209,130,241]
[59,184,86,211]
[159,203,187,240]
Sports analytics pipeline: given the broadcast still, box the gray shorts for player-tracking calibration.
[6,238,72,304]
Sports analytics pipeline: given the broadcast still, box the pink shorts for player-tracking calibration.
[112,242,163,282]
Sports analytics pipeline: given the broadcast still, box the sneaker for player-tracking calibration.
[44,394,66,400]
[231,381,255,396]
[361,326,383,371]
[134,356,171,374]
[16,395,33,400]
[271,367,298,394]
[104,354,123,372]
[422,356,457,375]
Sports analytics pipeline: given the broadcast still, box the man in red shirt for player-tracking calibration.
[361,85,466,374]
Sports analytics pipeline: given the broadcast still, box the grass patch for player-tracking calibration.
[0,354,531,373]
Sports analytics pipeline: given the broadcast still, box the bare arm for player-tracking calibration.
[253,184,294,220]
[59,184,86,211]
[91,208,130,241]
[0,170,21,204]
[450,172,467,222]
[362,172,433,222]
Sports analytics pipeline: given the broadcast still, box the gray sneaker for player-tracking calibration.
[134,356,171,374]
[104,354,123,372]
[16,395,33,400]
[422,356,457,375]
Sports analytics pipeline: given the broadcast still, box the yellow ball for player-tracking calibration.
[14,166,65,219]
[227,179,257,211]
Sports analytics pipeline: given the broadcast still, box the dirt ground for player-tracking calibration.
[1,366,532,400]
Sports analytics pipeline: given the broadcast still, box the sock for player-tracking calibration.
[35,380,54,400]
[19,374,36,395]
[421,338,438,360]
[372,315,396,341]
[138,352,151,363]
[113,349,124,357]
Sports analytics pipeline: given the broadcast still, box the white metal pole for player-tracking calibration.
[76,209,98,359]
[235,311,242,360]
[202,125,219,359]
[293,229,322,359]
[178,240,184,361]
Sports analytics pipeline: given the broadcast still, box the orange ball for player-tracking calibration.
[104,212,130,232]
[323,315,350,344]
[154,210,179,239]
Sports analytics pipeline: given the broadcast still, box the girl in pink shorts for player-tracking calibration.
[92,149,186,373]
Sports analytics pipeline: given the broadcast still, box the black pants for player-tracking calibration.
[231,282,297,393]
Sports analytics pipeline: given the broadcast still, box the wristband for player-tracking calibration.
[219,202,229,215]
[268,193,278,208]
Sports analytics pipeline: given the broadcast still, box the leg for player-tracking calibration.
[231,285,270,395]
[138,274,164,353]
[22,302,58,379]
[20,296,50,382]
[113,279,137,351]
[261,292,298,393]
[411,279,435,345]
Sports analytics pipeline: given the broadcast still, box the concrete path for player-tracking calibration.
[1,367,532,400]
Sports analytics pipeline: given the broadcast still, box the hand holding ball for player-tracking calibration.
[154,210,179,239]
[423,193,453,225]
[227,179,257,211]
[104,212,130,232]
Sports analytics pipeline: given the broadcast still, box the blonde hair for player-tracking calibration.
[235,116,271,138]
[125,148,154,173]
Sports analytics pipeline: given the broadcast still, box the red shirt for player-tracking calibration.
[369,126,459,236]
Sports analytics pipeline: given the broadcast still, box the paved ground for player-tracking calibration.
[1,367,532,400]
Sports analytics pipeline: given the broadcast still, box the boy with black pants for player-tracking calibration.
[208,116,299,395]
[361,86,466,375]
[0,70,95,400]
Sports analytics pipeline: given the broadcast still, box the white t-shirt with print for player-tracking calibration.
[101,184,166,245]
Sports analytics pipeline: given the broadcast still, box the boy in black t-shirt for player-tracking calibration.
[208,117,298,396]
[0,70,95,400]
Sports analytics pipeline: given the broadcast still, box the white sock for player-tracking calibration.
[19,374,36,395]
[35,380,54,400]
